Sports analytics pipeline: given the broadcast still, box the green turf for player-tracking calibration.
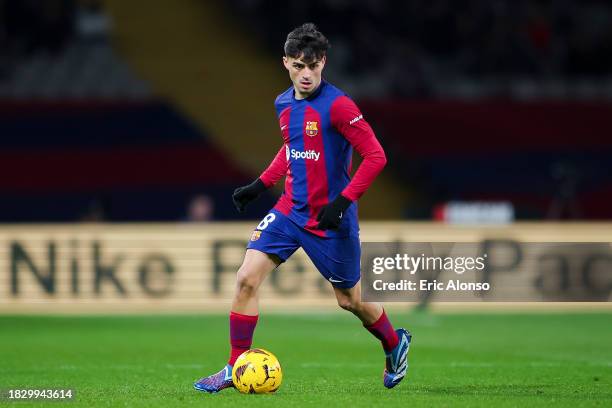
[1,312,611,407]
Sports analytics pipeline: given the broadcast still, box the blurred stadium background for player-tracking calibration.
[1,0,611,312]
[1,0,612,224]
[1,0,612,310]
[1,1,611,406]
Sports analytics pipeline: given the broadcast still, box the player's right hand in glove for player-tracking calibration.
[232,178,267,213]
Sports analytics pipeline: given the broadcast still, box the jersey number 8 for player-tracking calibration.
[257,213,276,230]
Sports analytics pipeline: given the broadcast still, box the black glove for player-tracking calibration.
[232,179,267,213]
[316,195,352,230]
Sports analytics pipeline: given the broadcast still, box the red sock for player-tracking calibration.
[228,311,258,365]
[364,309,399,353]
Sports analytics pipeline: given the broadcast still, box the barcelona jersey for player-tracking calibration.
[259,80,386,238]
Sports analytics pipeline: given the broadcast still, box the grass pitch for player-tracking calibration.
[1,312,611,407]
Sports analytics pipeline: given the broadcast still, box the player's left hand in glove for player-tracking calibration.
[232,178,267,213]
[316,194,352,230]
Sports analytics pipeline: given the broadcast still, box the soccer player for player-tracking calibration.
[194,23,411,393]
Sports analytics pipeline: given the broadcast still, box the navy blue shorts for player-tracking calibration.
[247,209,360,289]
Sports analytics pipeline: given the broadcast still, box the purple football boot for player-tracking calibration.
[193,364,234,393]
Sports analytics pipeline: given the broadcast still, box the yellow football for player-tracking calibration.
[231,348,283,394]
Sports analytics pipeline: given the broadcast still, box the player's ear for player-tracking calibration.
[282,56,290,70]
[320,55,326,69]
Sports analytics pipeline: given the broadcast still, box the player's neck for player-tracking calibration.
[293,87,310,100]
[294,89,307,100]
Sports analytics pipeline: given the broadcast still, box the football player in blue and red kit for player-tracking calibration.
[194,23,411,393]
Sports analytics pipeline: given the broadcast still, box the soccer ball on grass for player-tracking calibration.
[232,348,282,394]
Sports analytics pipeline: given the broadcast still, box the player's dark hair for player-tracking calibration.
[284,23,329,63]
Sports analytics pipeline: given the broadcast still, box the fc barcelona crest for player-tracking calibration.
[305,121,319,137]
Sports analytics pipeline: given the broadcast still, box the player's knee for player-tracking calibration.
[236,270,259,297]
[337,297,359,313]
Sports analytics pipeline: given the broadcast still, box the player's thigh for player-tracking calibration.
[247,210,300,259]
[240,210,300,288]
[300,234,361,289]
[236,249,280,290]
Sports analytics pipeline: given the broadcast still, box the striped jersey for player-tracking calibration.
[259,80,386,238]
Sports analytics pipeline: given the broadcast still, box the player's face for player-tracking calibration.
[283,55,326,99]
